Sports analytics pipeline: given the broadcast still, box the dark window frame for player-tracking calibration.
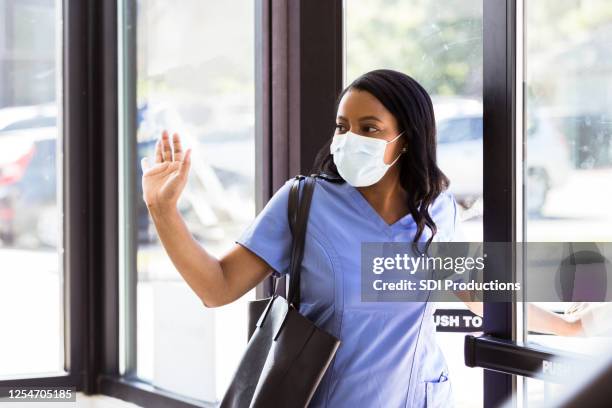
[479,0,517,406]
[0,0,92,394]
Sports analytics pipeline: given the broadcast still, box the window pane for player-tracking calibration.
[345,1,483,407]
[524,0,612,405]
[0,0,64,378]
[124,0,256,402]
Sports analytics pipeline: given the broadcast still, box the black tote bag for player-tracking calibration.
[219,175,341,408]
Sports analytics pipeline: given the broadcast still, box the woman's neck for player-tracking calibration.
[357,168,409,225]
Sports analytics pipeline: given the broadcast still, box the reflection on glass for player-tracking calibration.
[346,1,483,407]
[0,0,63,378]
[132,0,255,402]
[524,1,612,404]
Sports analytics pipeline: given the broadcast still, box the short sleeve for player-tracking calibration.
[431,190,460,243]
[235,178,294,278]
[449,194,467,242]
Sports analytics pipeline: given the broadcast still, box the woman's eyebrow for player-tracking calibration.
[336,115,382,122]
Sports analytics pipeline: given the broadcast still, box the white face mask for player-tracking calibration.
[330,130,405,187]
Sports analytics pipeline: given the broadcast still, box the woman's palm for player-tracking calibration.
[141,130,192,209]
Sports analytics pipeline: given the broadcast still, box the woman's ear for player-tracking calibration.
[399,131,408,152]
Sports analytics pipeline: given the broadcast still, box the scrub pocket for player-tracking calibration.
[424,373,453,408]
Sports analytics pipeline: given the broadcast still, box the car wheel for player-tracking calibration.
[0,230,15,245]
[527,168,549,216]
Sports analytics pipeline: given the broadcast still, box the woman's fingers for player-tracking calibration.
[154,138,163,163]
[161,130,173,161]
[180,148,192,177]
[155,130,188,164]
[172,133,184,161]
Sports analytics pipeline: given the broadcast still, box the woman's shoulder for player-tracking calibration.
[429,188,459,239]
[431,188,457,211]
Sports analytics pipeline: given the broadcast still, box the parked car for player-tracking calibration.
[434,98,483,203]
[434,97,572,215]
[524,112,573,214]
[0,112,58,247]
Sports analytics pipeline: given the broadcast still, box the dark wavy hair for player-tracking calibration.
[311,69,450,249]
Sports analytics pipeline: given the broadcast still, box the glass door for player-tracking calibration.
[118,0,257,404]
[522,0,612,404]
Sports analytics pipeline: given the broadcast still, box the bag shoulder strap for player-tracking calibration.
[283,175,315,309]
[287,175,303,234]
[272,174,319,303]
[271,175,303,297]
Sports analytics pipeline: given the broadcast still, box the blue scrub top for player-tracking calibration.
[236,177,461,408]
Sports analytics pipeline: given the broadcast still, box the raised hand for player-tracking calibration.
[140,130,192,212]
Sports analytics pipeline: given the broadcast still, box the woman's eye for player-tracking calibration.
[365,126,378,133]
[335,124,346,132]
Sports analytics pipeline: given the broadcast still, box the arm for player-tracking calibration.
[148,204,271,307]
[525,303,583,336]
[143,130,272,308]
[453,291,583,336]
[453,290,483,316]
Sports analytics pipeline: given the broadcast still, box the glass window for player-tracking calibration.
[345,1,483,407]
[120,0,256,402]
[437,117,482,143]
[523,0,612,404]
[0,0,64,379]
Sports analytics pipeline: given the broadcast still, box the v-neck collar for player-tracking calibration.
[344,182,414,237]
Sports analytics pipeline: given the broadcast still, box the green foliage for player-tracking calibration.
[346,0,482,96]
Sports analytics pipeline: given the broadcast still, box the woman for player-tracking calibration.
[141,69,582,407]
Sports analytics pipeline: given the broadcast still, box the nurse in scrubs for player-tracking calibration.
[141,69,583,407]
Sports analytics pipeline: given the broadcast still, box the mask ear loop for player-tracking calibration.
[386,131,407,166]
[385,131,405,145]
